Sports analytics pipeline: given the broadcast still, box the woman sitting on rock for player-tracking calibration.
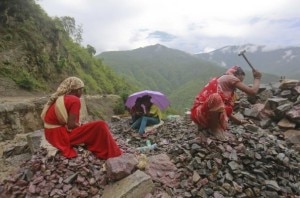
[41,76,122,159]
[129,97,145,124]
[191,66,262,140]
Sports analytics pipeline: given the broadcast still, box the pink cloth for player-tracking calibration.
[217,75,240,98]
[191,75,239,130]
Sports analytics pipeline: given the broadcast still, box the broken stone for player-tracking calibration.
[102,170,154,198]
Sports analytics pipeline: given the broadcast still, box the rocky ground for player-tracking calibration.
[0,115,299,197]
[0,79,300,197]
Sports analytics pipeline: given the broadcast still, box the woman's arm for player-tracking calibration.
[235,69,262,96]
[67,113,80,130]
[66,97,82,130]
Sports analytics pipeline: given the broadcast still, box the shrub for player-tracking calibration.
[113,98,126,115]
[3,34,13,41]
[16,77,34,90]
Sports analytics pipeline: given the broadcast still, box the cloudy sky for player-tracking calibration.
[37,0,300,54]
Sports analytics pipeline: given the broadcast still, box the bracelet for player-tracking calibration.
[255,77,261,79]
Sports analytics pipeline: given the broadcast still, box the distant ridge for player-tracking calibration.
[97,44,279,113]
[195,44,300,79]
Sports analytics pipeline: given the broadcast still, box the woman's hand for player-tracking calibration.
[239,119,248,125]
[252,69,262,79]
[67,113,79,130]
[230,114,248,125]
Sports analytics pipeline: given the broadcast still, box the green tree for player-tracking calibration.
[86,44,96,56]
[60,16,82,43]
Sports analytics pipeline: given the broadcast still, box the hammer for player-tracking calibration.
[238,50,255,70]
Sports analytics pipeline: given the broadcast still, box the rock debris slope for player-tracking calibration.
[0,79,299,197]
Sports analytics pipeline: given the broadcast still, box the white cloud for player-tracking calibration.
[36,0,300,54]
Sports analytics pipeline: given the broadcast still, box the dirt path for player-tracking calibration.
[0,95,47,104]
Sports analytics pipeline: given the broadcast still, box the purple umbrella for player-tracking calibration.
[125,90,170,110]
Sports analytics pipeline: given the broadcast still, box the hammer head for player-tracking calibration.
[238,50,246,56]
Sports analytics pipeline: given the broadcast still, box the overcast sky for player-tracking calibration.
[37,0,300,54]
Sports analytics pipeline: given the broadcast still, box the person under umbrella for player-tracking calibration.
[129,97,145,124]
[40,76,122,159]
[125,90,170,110]
[127,95,162,137]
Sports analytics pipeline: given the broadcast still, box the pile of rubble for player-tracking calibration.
[238,79,300,151]
[0,79,299,197]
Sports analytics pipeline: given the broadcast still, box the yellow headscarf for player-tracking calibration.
[41,77,84,121]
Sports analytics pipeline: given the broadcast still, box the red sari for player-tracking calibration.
[191,77,234,130]
[44,95,122,159]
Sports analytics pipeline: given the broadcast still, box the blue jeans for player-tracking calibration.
[131,115,141,124]
[131,116,160,134]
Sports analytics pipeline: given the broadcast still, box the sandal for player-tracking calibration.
[145,129,157,135]
[131,132,140,137]
[141,133,148,138]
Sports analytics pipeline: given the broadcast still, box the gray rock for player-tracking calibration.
[102,170,154,198]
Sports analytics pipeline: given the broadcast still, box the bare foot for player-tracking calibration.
[141,133,148,138]
[210,130,228,141]
[191,133,209,144]
[197,126,209,136]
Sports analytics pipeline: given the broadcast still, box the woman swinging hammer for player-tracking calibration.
[41,77,122,159]
[190,66,262,140]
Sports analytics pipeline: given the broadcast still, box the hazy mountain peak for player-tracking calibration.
[131,43,167,54]
[195,44,300,79]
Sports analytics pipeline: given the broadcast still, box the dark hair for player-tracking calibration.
[135,97,142,103]
[235,67,245,76]
[142,95,152,102]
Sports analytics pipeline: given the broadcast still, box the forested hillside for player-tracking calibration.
[0,0,135,97]
[98,44,225,92]
[97,44,279,113]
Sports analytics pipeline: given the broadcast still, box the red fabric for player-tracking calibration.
[45,95,80,125]
[191,77,234,130]
[44,95,122,159]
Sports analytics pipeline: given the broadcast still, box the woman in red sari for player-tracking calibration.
[191,66,262,140]
[41,77,122,159]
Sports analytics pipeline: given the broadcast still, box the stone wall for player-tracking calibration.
[0,98,46,141]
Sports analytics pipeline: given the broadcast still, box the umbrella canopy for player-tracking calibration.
[125,90,170,110]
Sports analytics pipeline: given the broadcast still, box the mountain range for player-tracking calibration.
[96,44,283,113]
[196,44,300,79]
